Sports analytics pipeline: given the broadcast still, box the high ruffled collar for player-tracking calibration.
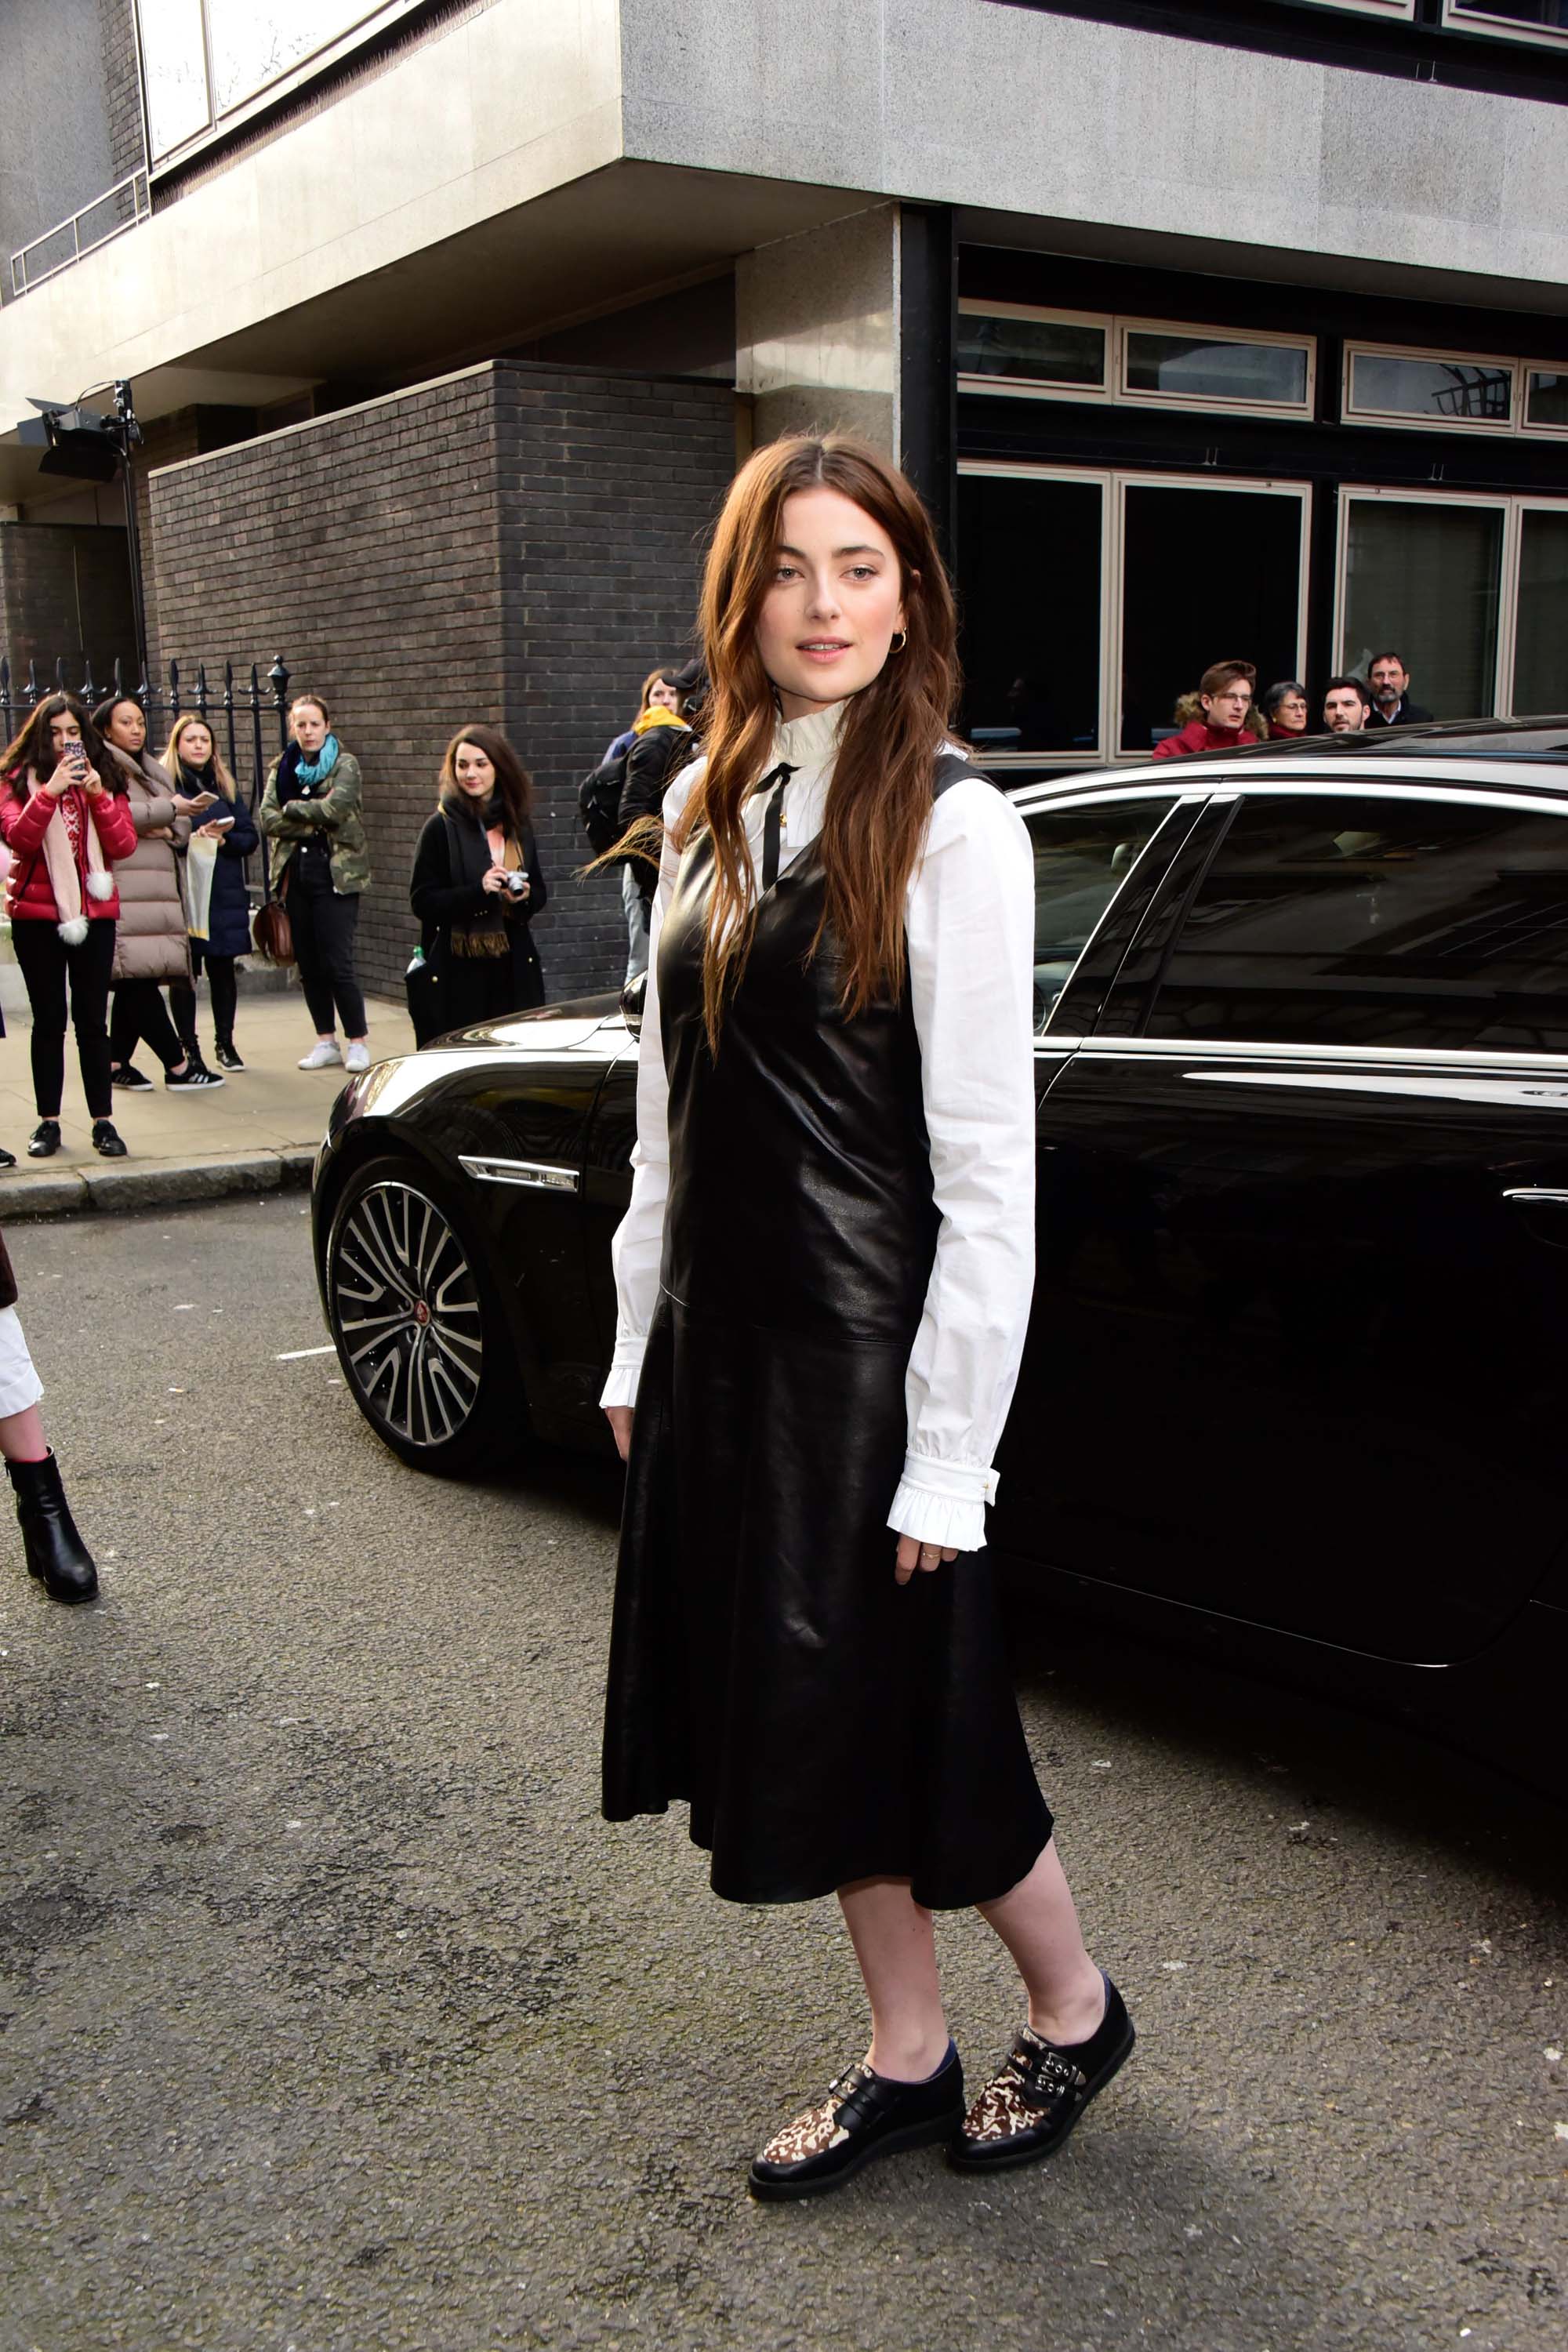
[771,700,848,772]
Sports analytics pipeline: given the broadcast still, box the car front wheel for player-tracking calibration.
[325,1154,521,1473]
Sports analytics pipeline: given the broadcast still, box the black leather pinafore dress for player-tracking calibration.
[601,758,1053,1908]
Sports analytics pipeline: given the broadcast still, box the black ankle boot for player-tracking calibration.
[8,1451,98,1603]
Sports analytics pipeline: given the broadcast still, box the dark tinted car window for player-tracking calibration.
[1025,797,1170,1031]
[1145,791,1568,1053]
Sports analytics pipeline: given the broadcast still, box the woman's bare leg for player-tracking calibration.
[0,1405,49,1465]
[837,1875,950,2079]
[977,1838,1105,2043]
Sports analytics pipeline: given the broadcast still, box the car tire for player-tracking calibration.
[325,1152,524,1475]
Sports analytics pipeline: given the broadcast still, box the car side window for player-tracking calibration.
[1143,791,1568,1054]
[1024,797,1171,1031]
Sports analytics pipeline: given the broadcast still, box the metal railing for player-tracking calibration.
[9,172,151,299]
[0,650,293,902]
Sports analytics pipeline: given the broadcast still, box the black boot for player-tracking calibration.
[8,1451,99,1603]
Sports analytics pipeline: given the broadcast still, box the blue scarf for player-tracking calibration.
[275,734,340,808]
[293,734,339,788]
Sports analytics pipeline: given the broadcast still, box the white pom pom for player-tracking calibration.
[58,915,89,945]
[85,870,114,902]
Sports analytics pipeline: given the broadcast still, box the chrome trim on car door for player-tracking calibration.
[457,1155,581,1193]
[1185,1069,1568,1109]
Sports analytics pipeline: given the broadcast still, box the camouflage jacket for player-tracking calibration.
[258,748,372,896]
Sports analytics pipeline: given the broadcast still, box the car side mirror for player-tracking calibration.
[620,970,646,1040]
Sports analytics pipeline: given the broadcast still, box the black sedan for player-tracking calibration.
[313,719,1568,1799]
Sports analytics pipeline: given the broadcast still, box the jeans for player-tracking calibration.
[622,862,650,986]
[289,849,367,1038]
[111,979,186,1074]
[12,918,116,1121]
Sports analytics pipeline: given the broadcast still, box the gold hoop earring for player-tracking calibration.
[889,630,908,653]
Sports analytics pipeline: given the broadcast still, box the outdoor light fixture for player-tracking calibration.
[14,382,147,676]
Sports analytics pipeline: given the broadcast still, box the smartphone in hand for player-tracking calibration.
[191,789,220,810]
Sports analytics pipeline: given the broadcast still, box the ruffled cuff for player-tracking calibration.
[885,1454,999,1554]
[598,1331,647,1411]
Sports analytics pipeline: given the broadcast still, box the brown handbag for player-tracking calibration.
[251,863,294,966]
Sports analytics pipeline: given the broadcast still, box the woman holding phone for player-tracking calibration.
[1,695,138,1157]
[165,713,259,1071]
[93,697,224,1092]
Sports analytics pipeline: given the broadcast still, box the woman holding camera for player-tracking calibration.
[2,694,138,1159]
[408,726,547,1044]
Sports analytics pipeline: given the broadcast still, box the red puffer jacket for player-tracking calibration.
[1,772,138,924]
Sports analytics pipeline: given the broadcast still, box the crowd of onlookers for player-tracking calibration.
[1151,648,1432,759]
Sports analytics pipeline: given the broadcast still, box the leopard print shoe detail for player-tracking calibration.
[949,1975,1134,2174]
[749,2044,965,2202]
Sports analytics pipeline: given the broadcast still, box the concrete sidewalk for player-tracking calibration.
[0,958,416,1218]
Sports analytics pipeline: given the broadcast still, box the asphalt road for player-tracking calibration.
[2,1197,1564,2352]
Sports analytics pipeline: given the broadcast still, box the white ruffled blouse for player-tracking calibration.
[598,702,1036,1555]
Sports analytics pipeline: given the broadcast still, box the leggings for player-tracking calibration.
[289,853,367,1038]
[194,953,238,1049]
[110,978,186,1074]
[12,918,115,1121]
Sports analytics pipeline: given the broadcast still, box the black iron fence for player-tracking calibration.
[0,650,295,902]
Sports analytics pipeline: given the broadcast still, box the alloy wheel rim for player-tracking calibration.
[332,1181,483,1447]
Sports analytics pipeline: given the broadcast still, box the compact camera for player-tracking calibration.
[503,869,529,898]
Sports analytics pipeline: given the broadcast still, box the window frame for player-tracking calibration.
[957,300,1316,421]
[1333,484,1568,718]
[1341,339,1521,435]
[1294,1,1417,15]
[1341,340,1568,440]
[1440,2,1568,52]
[135,0,429,174]
[1016,787,1191,1038]
[960,459,1314,767]
[954,300,1111,405]
[1108,778,1568,1062]
[1523,369,1568,438]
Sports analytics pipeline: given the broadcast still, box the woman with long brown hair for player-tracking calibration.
[163,712,260,1071]
[408,724,547,1044]
[1,694,138,1158]
[601,435,1132,2199]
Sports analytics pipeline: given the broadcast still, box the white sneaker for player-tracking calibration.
[298,1040,343,1070]
[344,1040,370,1074]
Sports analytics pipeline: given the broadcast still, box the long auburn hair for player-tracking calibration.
[162,709,243,800]
[437,724,534,842]
[681,434,960,1049]
[2,693,118,801]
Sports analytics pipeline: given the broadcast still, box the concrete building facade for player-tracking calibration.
[4,0,1568,992]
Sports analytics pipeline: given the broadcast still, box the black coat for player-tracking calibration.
[618,722,695,903]
[1367,699,1435,727]
[408,808,548,1037]
[177,766,260,958]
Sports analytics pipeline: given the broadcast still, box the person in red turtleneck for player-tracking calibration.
[1261,681,1309,739]
[1151,659,1258,757]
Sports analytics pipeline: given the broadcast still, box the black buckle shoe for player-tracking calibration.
[749,2043,964,2201]
[949,1976,1134,2173]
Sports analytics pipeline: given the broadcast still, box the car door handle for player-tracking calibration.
[1502,1189,1568,1207]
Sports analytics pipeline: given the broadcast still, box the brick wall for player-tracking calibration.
[147,362,735,1004]
[0,522,138,692]
[495,367,735,999]
[96,0,145,183]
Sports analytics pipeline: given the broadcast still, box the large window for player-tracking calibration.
[959,466,1310,764]
[958,304,1315,420]
[1144,792,1568,1055]
[135,0,426,165]
[1338,489,1568,720]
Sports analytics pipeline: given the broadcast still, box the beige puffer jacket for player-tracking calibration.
[107,748,194,987]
